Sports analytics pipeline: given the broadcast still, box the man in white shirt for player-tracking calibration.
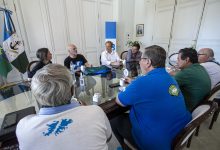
[101,41,121,66]
[198,48,220,89]
[16,64,112,150]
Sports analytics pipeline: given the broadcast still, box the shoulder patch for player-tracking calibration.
[169,85,179,96]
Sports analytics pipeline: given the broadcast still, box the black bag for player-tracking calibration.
[0,107,36,143]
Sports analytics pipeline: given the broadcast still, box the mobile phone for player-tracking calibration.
[2,113,17,129]
[109,82,120,88]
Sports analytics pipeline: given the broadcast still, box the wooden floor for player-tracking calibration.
[108,116,220,150]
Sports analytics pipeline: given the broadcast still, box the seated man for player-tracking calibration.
[126,43,142,62]
[174,48,211,111]
[64,44,91,70]
[16,64,112,150]
[125,43,142,77]
[101,41,121,66]
[111,45,191,150]
[198,48,220,89]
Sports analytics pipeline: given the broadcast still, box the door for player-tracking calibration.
[196,0,220,61]
[99,0,113,52]
[79,0,100,66]
[152,0,175,51]
[79,0,113,66]
[168,0,206,55]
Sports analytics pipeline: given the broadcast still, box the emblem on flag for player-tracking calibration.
[2,9,29,74]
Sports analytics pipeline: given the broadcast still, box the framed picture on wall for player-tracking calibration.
[136,24,144,37]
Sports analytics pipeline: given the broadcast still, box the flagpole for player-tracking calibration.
[1,2,11,85]
[2,0,6,9]
[1,0,8,87]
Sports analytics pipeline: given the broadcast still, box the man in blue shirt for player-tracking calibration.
[111,45,191,150]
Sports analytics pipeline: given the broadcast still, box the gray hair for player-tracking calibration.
[143,45,166,68]
[205,48,214,61]
[31,64,73,107]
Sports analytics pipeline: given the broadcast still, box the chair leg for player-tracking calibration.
[209,110,220,129]
[214,110,220,122]
[195,126,200,136]
[187,134,193,148]
[122,143,132,150]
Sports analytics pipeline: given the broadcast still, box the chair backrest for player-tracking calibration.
[191,84,220,111]
[215,82,220,87]
[168,52,179,66]
[26,61,39,80]
[26,61,39,73]
[206,84,220,101]
[120,51,128,60]
[172,101,218,150]
[99,55,102,65]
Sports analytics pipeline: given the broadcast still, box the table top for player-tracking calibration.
[0,64,141,126]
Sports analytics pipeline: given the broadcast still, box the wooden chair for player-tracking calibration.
[26,61,39,79]
[120,51,128,60]
[194,83,220,136]
[123,102,217,150]
[172,101,217,150]
[99,55,102,65]
[168,52,179,66]
[205,83,220,129]
[26,61,39,73]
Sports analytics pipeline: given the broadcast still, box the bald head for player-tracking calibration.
[67,44,77,58]
[198,48,214,63]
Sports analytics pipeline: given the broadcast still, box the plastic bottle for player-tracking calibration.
[81,65,85,74]
[79,72,85,91]
[70,61,76,84]
[70,61,74,74]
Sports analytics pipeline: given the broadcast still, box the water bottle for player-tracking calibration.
[93,93,101,105]
[70,61,76,84]
[122,59,126,68]
[79,73,85,91]
[123,69,129,77]
[70,61,74,74]
[81,65,85,74]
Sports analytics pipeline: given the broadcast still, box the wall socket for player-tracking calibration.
[126,32,131,41]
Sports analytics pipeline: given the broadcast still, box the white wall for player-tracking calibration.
[2,0,219,83]
[0,0,135,82]
[116,0,135,53]
[1,0,117,66]
[0,0,136,60]
[133,0,220,61]
[196,0,220,61]
[133,0,156,49]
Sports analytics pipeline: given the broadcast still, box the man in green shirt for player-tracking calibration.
[173,48,211,111]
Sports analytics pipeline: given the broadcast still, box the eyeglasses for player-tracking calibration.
[71,48,77,51]
[198,53,206,56]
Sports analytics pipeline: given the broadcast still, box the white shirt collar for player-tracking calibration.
[105,49,115,55]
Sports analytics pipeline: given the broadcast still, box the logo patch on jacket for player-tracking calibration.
[169,85,179,96]
[43,119,73,136]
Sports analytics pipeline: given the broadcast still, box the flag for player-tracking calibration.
[2,10,29,74]
[105,21,116,51]
[0,45,13,78]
